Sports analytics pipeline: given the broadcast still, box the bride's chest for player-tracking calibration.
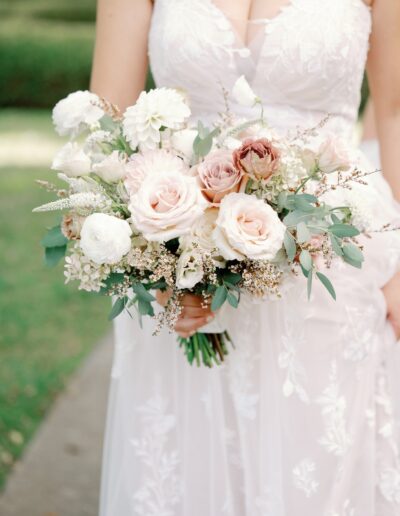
[149,0,371,75]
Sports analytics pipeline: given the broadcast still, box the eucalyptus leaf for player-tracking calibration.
[307,269,313,299]
[284,231,297,262]
[211,285,228,311]
[132,283,156,302]
[227,291,239,308]
[343,255,363,269]
[108,296,128,321]
[296,222,311,244]
[41,225,68,248]
[330,234,343,256]
[45,245,67,267]
[328,223,360,238]
[99,272,126,294]
[222,272,242,285]
[293,197,315,213]
[299,249,313,271]
[193,134,214,157]
[343,243,364,263]
[138,298,155,317]
[316,272,336,300]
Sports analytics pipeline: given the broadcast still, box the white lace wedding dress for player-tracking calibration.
[99,1,400,515]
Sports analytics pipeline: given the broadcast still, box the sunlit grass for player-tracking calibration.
[0,110,110,489]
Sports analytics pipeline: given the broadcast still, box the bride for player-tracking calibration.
[91,1,400,514]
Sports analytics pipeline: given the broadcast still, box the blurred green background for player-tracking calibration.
[0,0,109,489]
[0,0,371,491]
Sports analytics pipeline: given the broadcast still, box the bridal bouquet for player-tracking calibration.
[34,77,368,367]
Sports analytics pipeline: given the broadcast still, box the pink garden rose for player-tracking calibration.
[233,138,280,180]
[124,149,188,197]
[128,171,205,242]
[192,149,244,205]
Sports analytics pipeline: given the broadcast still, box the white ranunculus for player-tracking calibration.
[51,142,91,177]
[213,193,286,260]
[318,135,352,174]
[124,149,188,196]
[123,88,191,151]
[232,75,259,108]
[176,249,204,289]
[80,213,132,264]
[171,128,198,161]
[52,90,104,137]
[92,151,127,182]
[128,171,205,242]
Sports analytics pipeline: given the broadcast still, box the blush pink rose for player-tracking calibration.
[128,171,205,242]
[191,149,244,205]
[233,138,280,180]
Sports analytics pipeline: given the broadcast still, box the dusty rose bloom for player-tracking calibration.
[233,138,280,180]
[61,213,85,240]
[192,149,244,205]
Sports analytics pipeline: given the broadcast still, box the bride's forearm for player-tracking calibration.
[90,0,153,112]
[376,112,400,202]
[367,0,400,202]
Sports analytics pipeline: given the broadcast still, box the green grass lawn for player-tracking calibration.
[0,109,110,489]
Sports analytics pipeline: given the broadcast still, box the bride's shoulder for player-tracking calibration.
[362,0,374,6]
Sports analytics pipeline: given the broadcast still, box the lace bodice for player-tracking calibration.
[149,0,371,137]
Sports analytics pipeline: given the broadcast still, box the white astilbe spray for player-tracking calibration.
[64,246,112,292]
[33,192,111,213]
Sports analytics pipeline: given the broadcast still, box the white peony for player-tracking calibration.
[124,149,188,196]
[171,128,198,161]
[52,90,104,137]
[176,249,204,289]
[213,193,286,260]
[51,142,91,177]
[80,213,132,265]
[318,135,352,174]
[232,75,259,107]
[128,171,205,242]
[92,151,127,182]
[123,88,191,151]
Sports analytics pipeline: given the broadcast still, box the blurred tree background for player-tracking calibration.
[0,0,110,490]
[0,0,96,108]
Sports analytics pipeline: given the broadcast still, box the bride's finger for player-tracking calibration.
[175,316,210,335]
[181,305,214,318]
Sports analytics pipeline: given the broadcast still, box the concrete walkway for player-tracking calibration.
[0,334,114,516]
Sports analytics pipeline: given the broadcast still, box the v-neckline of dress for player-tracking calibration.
[205,0,296,51]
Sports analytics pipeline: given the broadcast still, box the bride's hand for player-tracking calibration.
[383,271,400,339]
[156,290,215,338]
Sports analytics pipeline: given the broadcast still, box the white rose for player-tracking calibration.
[180,208,225,266]
[80,213,132,264]
[213,193,286,260]
[129,171,205,242]
[92,151,127,182]
[52,90,104,137]
[318,135,352,174]
[171,129,198,161]
[176,249,204,289]
[51,142,91,177]
[232,75,259,108]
